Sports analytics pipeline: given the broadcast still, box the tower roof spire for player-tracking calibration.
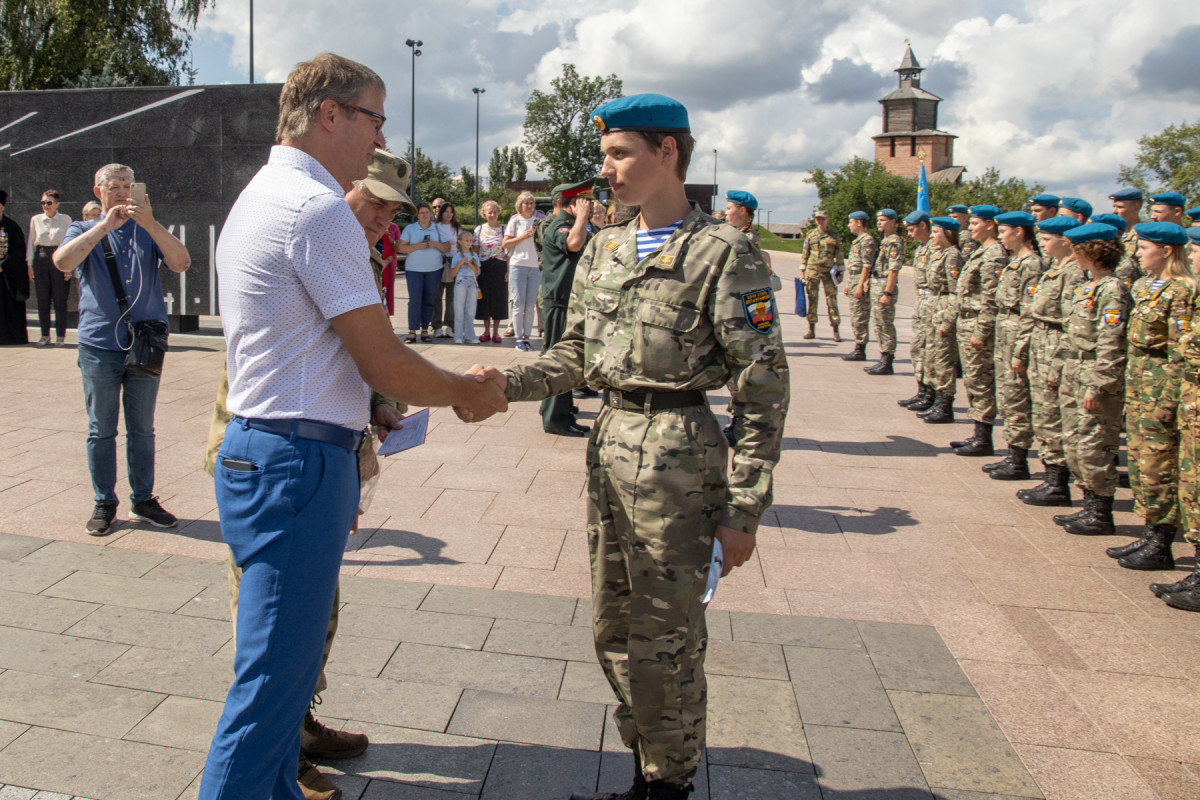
[898,42,921,72]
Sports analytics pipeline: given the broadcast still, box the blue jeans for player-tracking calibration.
[406,269,443,331]
[200,421,358,800]
[509,265,541,340]
[77,343,160,506]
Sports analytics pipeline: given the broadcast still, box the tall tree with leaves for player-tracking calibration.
[523,64,622,185]
[488,145,529,189]
[1118,120,1200,198]
[0,0,212,90]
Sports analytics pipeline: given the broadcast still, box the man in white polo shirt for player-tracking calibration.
[199,53,506,799]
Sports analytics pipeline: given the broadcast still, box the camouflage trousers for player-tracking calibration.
[870,279,897,355]
[847,284,871,347]
[994,310,1033,448]
[910,294,933,382]
[588,404,725,786]
[1028,324,1065,466]
[1125,352,1180,525]
[228,549,339,698]
[804,271,841,328]
[956,316,996,423]
[1061,356,1125,496]
[923,297,958,395]
[1176,379,1200,545]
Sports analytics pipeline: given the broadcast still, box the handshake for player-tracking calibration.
[455,364,509,423]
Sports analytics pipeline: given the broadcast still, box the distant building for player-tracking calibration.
[872,44,965,184]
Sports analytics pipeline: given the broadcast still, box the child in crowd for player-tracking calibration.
[452,230,481,343]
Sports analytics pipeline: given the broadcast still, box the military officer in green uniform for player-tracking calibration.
[538,178,597,437]
[899,210,934,408]
[802,209,843,340]
[1029,194,1061,223]
[865,208,903,375]
[842,210,877,361]
[467,94,789,800]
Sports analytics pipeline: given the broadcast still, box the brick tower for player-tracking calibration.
[873,44,963,183]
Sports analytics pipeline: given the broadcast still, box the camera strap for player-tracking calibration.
[99,234,130,314]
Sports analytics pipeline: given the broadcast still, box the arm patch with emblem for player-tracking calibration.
[741,288,775,334]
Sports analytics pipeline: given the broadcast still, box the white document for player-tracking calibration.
[702,539,724,604]
[376,408,429,456]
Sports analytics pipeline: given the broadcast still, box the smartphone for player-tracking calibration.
[423,235,430,242]
[130,183,146,204]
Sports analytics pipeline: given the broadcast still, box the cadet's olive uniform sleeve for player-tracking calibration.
[1166,282,1196,405]
[712,235,790,533]
[1088,278,1132,403]
[883,236,904,274]
[1013,254,1045,366]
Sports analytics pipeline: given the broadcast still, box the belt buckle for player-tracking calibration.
[607,390,622,409]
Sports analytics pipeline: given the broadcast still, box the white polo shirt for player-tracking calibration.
[217,145,379,430]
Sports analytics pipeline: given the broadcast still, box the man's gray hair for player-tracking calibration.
[276,52,386,143]
[94,163,134,188]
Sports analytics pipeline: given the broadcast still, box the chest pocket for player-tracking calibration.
[1071,294,1100,351]
[583,287,620,347]
[1133,299,1170,349]
[634,299,704,382]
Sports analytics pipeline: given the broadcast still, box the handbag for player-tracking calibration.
[794,277,807,316]
[99,235,169,378]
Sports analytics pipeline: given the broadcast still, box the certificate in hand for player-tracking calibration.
[376,408,429,456]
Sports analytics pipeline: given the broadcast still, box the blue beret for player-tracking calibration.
[1059,197,1093,219]
[946,204,969,214]
[904,210,931,225]
[1189,227,1200,245]
[931,216,960,231]
[1187,207,1200,221]
[1135,221,1189,246]
[848,210,869,222]
[1037,216,1083,235]
[1029,194,1061,208]
[1064,223,1119,243]
[1089,213,1128,232]
[592,93,689,133]
[1109,188,1143,202]
[995,211,1036,227]
[877,208,898,220]
[725,190,757,211]
[970,204,1001,220]
[1150,192,1187,208]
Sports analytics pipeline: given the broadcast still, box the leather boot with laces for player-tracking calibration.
[982,453,1010,473]
[909,385,936,412]
[832,326,842,342]
[803,325,816,340]
[842,343,867,361]
[572,747,648,800]
[298,755,341,800]
[1107,523,1153,559]
[1063,492,1116,536]
[990,445,1030,480]
[1151,549,1200,596]
[1162,557,1200,611]
[1019,464,1072,507]
[864,352,894,375]
[899,382,926,408]
[920,392,954,424]
[301,709,368,760]
[954,422,994,456]
[1118,524,1176,570]
[1054,489,1093,526]
[646,781,695,800]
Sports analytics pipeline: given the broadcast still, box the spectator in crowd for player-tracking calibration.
[452,229,481,344]
[81,201,102,221]
[504,191,541,351]
[53,164,191,535]
[0,189,28,345]
[473,199,508,342]
[27,189,73,346]
[398,201,449,343]
[432,202,462,338]
[377,217,401,314]
[591,200,607,230]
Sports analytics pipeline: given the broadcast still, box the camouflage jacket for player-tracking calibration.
[1128,276,1194,403]
[1030,255,1076,326]
[871,233,904,280]
[910,241,932,291]
[804,228,843,271]
[1065,273,1132,400]
[1175,292,1200,374]
[504,204,790,534]
[1116,230,1142,290]
[847,232,877,282]
[998,252,1045,363]
[955,240,1005,339]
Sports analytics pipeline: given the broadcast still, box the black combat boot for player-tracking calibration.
[1107,523,1153,559]
[645,782,694,800]
[909,385,936,412]
[982,453,1010,473]
[1118,524,1176,570]
[864,352,894,375]
[954,422,994,456]
[899,382,928,408]
[1053,489,1092,526]
[571,748,648,800]
[990,446,1030,480]
[1151,547,1200,597]
[1161,554,1200,611]
[1019,464,1073,507]
[1063,492,1116,536]
[842,344,867,361]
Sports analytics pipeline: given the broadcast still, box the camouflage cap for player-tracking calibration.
[361,149,416,214]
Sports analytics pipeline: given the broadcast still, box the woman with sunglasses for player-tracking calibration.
[27,190,73,345]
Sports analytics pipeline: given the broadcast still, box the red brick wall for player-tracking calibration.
[874,135,955,177]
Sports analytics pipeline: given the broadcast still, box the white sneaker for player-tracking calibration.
[466,337,481,344]
[453,337,463,344]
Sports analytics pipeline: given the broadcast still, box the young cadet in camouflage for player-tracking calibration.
[951,206,1005,456]
[984,212,1045,480]
[1092,213,1142,289]
[1158,225,1200,610]
[1108,223,1195,570]
[841,211,877,361]
[480,95,788,800]
[947,205,979,259]
[899,212,934,408]
[1055,224,1133,536]
[802,210,843,340]
[1019,216,1085,506]
[916,218,964,423]
[864,209,904,375]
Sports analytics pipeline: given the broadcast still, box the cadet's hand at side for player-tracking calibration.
[714,525,756,577]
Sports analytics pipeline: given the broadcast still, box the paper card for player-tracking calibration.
[376,408,429,457]
[702,539,724,604]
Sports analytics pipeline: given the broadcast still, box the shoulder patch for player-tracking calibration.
[1026,281,1038,298]
[603,240,620,251]
[557,227,571,234]
[1177,315,1192,334]
[741,288,775,334]
[656,254,675,267]
[1103,308,1122,328]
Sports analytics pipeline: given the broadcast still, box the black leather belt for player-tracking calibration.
[1034,319,1062,330]
[234,416,365,451]
[1078,350,1097,361]
[603,389,706,413]
[1130,344,1167,358]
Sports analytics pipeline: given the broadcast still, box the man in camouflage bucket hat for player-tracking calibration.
[462,93,789,800]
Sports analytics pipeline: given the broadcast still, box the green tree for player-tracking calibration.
[487,145,529,189]
[404,143,454,208]
[805,157,916,244]
[929,167,1045,216]
[1118,120,1200,198]
[0,0,212,90]
[523,64,622,185]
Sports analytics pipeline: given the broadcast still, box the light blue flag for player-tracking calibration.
[917,164,931,214]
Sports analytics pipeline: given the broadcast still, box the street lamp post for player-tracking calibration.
[248,0,254,83]
[711,149,718,213]
[473,88,485,224]
[766,210,772,232]
[405,39,423,202]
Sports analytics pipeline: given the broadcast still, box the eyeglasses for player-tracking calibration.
[40,200,54,205]
[339,102,386,132]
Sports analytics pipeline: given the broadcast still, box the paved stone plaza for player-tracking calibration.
[0,251,1197,800]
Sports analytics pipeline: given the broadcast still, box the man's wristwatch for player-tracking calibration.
[882,291,894,297]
